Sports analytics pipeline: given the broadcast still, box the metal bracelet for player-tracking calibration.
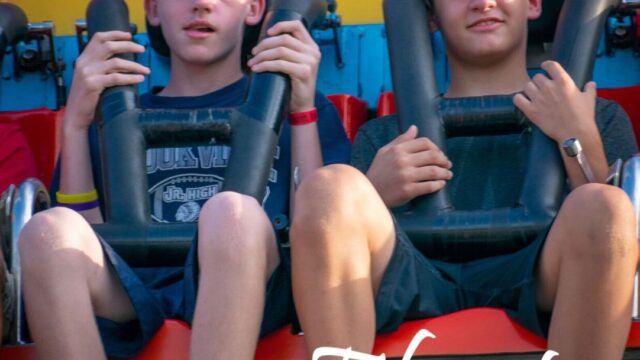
[561,137,596,183]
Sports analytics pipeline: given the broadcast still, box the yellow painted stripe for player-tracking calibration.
[339,0,383,25]
[7,0,146,36]
[7,0,383,36]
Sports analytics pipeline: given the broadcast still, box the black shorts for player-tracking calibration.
[375,218,551,337]
[96,230,294,358]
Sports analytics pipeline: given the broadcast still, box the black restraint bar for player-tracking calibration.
[87,0,326,266]
[384,0,617,262]
[0,3,28,65]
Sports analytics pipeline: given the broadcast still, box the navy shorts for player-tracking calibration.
[375,218,551,337]
[95,231,294,358]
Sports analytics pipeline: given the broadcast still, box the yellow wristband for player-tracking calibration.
[56,189,98,204]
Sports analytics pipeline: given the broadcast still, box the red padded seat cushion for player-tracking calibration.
[0,108,63,188]
[327,94,369,143]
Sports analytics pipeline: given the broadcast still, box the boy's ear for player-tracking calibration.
[245,0,266,26]
[527,0,543,20]
[145,0,161,26]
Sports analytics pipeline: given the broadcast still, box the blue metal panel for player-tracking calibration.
[314,24,448,108]
[594,35,640,88]
[0,43,60,111]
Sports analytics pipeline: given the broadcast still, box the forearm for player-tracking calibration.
[292,124,323,182]
[60,122,103,223]
[290,122,323,213]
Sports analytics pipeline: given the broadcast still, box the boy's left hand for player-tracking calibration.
[513,60,598,143]
[248,20,321,113]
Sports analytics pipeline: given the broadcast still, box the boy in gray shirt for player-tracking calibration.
[290,0,639,359]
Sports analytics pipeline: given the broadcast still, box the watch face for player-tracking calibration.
[561,137,581,157]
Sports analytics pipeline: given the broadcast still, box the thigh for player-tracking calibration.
[71,225,137,323]
[21,207,136,322]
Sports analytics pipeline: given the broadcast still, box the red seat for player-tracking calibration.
[132,320,191,360]
[3,308,640,358]
[127,313,640,359]
[376,91,396,118]
[254,308,549,359]
[598,86,640,146]
[0,108,63,188]
[327,94,369,143]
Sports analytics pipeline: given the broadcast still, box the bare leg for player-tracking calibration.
[19,207,135,360]
[291,165,396,356]
[190,192,280,360]
[537,184,638,359]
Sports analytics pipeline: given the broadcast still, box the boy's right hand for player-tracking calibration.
[66,31,149,132]
[367,125,453,208]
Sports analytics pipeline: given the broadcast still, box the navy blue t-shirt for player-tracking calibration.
[53,77,351,225]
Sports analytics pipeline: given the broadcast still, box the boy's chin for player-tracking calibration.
[454,44,519,66]
[174,50,231,67]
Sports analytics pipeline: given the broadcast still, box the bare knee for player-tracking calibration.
[197,192,275,272]
[294,164,379,225]
[560,184,637,263]
[291,164,392,255]
[19,207,95,274]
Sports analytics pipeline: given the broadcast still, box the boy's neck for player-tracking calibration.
[159,56,245,97]
[444,53,530,98]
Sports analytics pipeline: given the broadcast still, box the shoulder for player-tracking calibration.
[595,97,629,123]
[595,96,624,112]
[594,96,639,161]
[594,96,634,134]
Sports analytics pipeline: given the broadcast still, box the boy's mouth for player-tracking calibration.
[184,20,216,34]
[467,17,504,29]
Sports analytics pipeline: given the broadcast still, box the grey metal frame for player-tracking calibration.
[621,156,640,320]
[5,178,50,344]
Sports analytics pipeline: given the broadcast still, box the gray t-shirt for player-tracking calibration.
[352,98,638,211]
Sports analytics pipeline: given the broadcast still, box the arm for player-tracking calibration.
[60,31,149,223]
[596,99,638,163]
[248,21,323,213]
[514,61,607,189]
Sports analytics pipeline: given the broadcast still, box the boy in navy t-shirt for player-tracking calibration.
[290,1,638,359]
[18,0,350,359]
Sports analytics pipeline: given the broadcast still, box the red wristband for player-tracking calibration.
[288,108,318,126]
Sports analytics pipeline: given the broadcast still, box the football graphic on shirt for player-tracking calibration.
[175,201,201,222]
